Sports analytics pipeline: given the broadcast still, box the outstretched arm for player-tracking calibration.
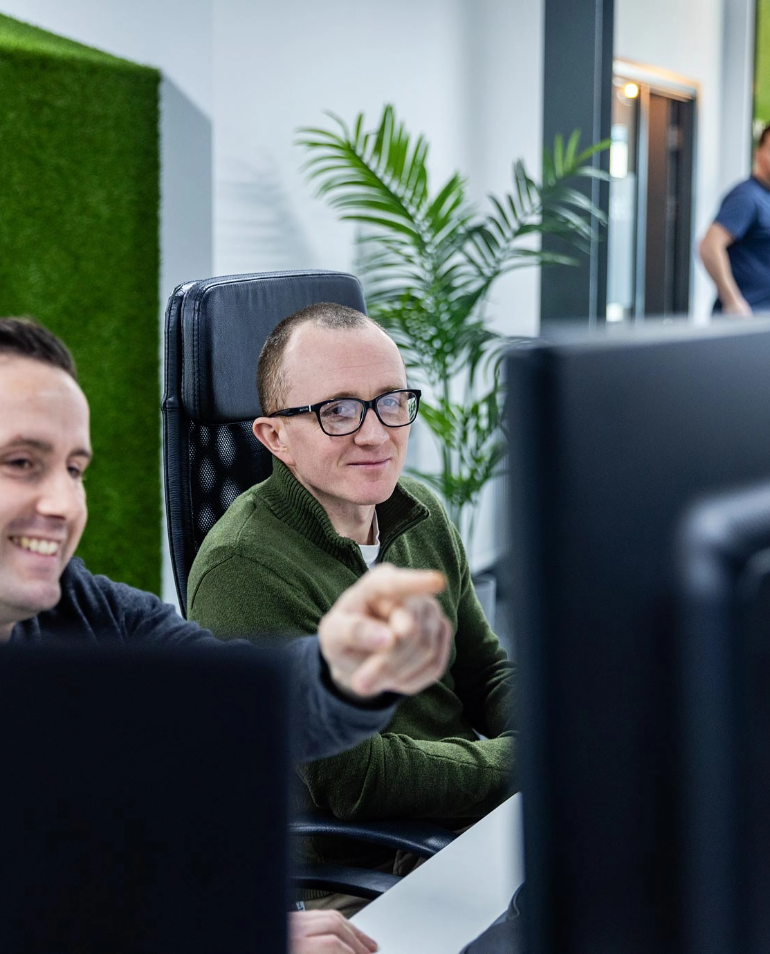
[117,562,452,763]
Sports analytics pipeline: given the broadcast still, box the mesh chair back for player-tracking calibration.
[162,270,367,613]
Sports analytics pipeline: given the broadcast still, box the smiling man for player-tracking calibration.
[0,315,459,954]
[188,303,516,915]
[0,342,91,629]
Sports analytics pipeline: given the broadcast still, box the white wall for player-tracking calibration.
[212,0,467,274]
[459,0,545,569]
[719,0,756,187]
[211,0,456,270]
[212,0,543,339]
[615,0,756,319]
[462,0,544,340]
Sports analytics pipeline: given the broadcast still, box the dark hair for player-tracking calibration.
[758,125,770,149]
[0,317,77,380]
[257,302,381,413]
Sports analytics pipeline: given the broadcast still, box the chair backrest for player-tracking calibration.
[162,270,367,613]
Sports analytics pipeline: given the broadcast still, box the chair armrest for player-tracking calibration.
[293,864,400,899]
[291,813,457,857]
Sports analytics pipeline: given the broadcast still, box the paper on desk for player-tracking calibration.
[350,793,524,954]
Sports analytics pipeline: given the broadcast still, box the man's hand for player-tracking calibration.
[721,293,753,316]
[290,910,377,954]
[698,222,753,316]
[318,564,452,698]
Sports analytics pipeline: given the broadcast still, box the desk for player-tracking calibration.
[350,794,524,954]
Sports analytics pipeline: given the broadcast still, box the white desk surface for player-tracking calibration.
[350,793,524,954]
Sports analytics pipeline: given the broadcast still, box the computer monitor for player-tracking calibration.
[505,320,770,954]
[677,480,770,954]
[0,642,289,953]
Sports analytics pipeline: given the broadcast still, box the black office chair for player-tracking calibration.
[162,270,455,899]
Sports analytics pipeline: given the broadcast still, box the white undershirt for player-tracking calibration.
[358,511,381,568]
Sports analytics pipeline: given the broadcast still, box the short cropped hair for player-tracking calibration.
[758,125,770,149]
[0,317,77,380]
[257,302,380,414]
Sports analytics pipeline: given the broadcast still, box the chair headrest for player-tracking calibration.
[179,271,366,423]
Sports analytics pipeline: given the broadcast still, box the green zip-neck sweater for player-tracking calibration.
[188,461,516,870]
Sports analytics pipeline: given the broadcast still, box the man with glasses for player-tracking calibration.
[188,303,515,915]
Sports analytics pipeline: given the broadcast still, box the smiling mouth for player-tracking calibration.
[10,536,61,556]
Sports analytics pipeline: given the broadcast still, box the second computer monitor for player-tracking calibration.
[506,320,770,954]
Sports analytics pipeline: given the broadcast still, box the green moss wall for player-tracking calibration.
[756,0,770,125]
[0,14,161,593]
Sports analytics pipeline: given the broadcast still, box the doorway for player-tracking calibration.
[606,65,697,321]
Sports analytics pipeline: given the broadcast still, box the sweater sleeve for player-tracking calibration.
[188,552,327,638]
[299,730,515,821]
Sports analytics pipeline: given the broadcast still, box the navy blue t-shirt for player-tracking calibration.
[714,176,770,312]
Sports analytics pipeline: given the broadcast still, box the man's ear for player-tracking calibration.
[252,417,295,467]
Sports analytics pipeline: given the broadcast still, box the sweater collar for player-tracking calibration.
[261,460,430,568]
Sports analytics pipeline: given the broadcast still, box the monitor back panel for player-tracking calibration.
[0,643,289,954]
[506,323,770,954]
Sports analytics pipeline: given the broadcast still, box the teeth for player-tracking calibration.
[16,536,59,556]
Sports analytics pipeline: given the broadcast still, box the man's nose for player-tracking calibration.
[354,406,389,444]
[36,468,81,519]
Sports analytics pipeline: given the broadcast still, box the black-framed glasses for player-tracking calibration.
[268,389,421,437]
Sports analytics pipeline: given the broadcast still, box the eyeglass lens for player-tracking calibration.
[319,391,418,435]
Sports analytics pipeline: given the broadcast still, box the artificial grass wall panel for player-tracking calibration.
[0,15,162,594]
[757,0,770,125]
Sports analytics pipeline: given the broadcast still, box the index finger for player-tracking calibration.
[353,566,447,612]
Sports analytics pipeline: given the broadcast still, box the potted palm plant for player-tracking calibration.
[297,105,607,563]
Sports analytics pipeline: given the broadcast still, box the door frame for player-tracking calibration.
[612,59,699,318]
